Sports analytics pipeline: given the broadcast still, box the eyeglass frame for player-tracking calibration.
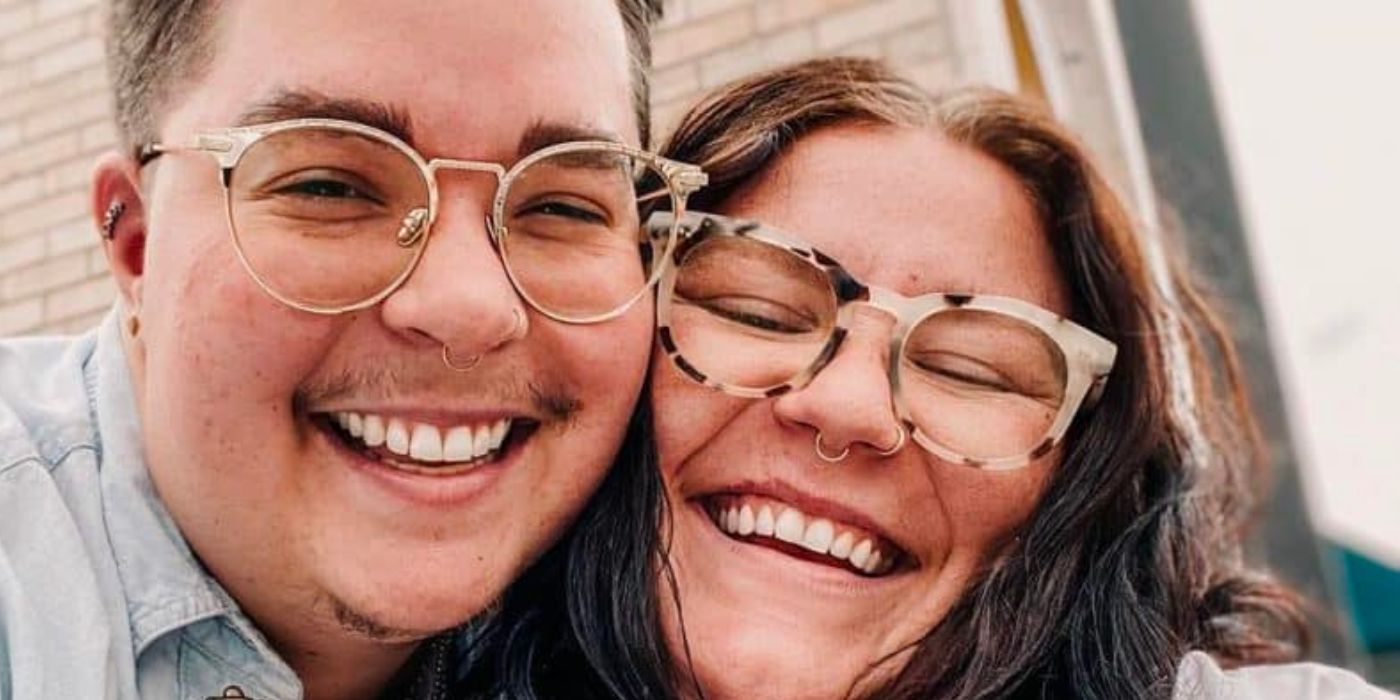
[649,212,1118,470]
[137,117,709,324]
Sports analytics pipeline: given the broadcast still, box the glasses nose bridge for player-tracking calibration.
[838,295,907,343]
[421,158,509,233]
[425,158,507,185]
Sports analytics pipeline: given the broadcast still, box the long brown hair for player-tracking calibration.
[659,56,1309,700]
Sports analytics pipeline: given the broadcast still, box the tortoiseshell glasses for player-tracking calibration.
[650,212,1117,470]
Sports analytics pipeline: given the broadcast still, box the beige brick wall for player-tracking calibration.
[651,0,961,139]
[0,0,112,336]
[0,0,962,337]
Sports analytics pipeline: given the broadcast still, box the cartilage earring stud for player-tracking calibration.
[101,201,126,239]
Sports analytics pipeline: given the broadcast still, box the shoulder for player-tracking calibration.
[0,331,99,476]
[1174,650,1398,700]
[0,329,135,696]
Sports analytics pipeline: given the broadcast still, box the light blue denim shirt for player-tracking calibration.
[0,310,302,700]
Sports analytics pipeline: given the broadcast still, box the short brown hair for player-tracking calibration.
[105,0,664,149]
[660,56,1308,699]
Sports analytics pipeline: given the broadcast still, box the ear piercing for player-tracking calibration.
[101,201,126,239]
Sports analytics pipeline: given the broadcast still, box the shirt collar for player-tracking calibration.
[85,309,291,674]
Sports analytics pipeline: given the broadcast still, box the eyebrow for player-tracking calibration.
[516,121,625,158]
[233,91,623,159]
[235,88,415,144]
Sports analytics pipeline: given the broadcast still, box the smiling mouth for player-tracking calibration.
[702,495,906,577]
[315,410,538,476]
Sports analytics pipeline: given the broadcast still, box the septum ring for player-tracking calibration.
[442,344,481,372]
[440,309,527,372]
[814,432,850,463]
[814,424,907,463]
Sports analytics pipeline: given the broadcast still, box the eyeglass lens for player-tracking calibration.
[500,148,677,320]
[229,127,430,309]
[226,125,680,317]
[667,233,1069,461]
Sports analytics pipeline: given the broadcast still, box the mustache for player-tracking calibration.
[292,359,581,424]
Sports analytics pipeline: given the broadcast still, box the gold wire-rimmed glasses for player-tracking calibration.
[138,118,708,323]
[649,212,1118,470]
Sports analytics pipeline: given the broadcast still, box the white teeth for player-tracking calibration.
[332,412,514,465]
[385,419,410,456]
[848,539,873,570]
[442,426,475,462]
[863,549,883,575]
[801,519,835,554]
[737,505,755,536]
[755,505,775,536]
[362,415,386,447]
[712,498,900,576]
[472,424,491,459]
[829,531,855,559]
[774,508,805,544]
[409,424,444,462]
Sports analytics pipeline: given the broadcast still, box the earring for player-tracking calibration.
[101,201,127,239]
[126,310,140,337]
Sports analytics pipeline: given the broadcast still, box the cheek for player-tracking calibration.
[649,348,748,484]
[139,191,346,430]
[926,454,1055,550]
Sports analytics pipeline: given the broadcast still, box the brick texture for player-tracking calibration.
[0,0,963,336]
[0,0,111,335]
[652,0,962,138]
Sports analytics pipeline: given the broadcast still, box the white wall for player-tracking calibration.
[1192,1,1400,567]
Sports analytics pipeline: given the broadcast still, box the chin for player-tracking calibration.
[314,533,522,640]
[703,631,868,700]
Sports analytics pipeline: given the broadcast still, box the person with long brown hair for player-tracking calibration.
[455,57,1393,699]
[642,56,1399,700]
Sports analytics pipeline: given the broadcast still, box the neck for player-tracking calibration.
[276,623,422,700]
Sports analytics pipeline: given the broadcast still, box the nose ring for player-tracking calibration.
[814,432,850,463]
[441,344,481,372]
[440,308,526,372]
[876,424,907,457]
[507,307,527,340]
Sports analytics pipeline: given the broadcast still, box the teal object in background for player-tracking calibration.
[1337,545,1400,652]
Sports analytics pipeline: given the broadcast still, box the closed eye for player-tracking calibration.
[680,293,818,334]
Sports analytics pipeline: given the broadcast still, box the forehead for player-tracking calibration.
[165,0,637,156]
[723,125,1069,313]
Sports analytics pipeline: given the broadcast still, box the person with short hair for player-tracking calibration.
[0,2,706,698]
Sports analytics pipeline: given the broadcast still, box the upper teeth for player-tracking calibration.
[713,498,897,576]
[333,411,510,464]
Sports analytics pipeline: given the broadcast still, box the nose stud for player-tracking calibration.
[814,432,850,463]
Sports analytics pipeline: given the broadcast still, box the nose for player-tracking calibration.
[378,178,528,357]
[771,305,907,460]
